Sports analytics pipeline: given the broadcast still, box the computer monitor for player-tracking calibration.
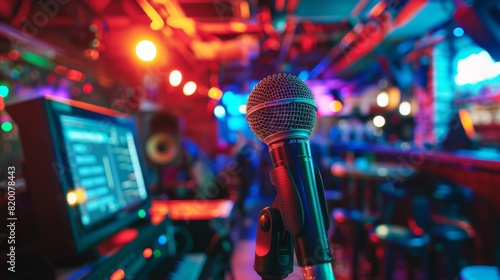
[7,96,151,261]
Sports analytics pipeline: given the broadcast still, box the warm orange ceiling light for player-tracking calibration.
[150,20,164,30]
[169,70,182,87]
[240,1,250,19]
[166,17,196,36]
[229,22,247,33]
[183,81,197,96]
[329,100,343,112]
[137,0,164,30]
[208,87,223,100]
[135,40,157,62]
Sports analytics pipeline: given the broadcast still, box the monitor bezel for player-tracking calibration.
[44,96,152,254]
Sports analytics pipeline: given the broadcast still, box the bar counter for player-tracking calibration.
[333,143,500,265]
[336,143,500,171]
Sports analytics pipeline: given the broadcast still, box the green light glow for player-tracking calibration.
[0,85,9,98]
[1,122,13,132]
[138,209,147,219]
[153,249,161,258]
[22,52,53,69]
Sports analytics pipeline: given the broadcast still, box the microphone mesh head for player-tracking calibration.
[246,73,317,142]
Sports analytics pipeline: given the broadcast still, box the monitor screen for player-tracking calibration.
[59,115,148,228]
[6,96,151,260]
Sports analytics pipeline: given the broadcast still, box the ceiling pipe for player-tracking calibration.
[138,0,202,71]
[310,0,428,79]
[330,15,389,73]
[136,0,165,30]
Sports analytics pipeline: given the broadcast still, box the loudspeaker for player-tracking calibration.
[453,0,500,61]
[138,111,182,167]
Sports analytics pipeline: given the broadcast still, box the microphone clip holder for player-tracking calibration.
[254,205,294,279]
[254,165,335,279]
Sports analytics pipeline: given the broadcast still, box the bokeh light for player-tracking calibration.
[373,115,386,128]
[1,121,13,132]
[169,70,182,87]
[214,105,226,118]
[66,192,78,206]
[208,87,223,100]
[453,27,464,37]
[135,40,157,62]
[82,83,93,94]
[0,85,9,98]
[138,209,147,219]
[376,91,389,107]
[399,101,411,116]
[238,105,246,114]
[183,81,197,96]
[329,100,343,112]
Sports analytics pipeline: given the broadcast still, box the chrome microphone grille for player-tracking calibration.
[246,73,317,143]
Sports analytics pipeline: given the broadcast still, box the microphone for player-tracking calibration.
[246,74,334,279]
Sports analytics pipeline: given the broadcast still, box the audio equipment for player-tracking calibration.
[246,74,334,279]
[138,111,182,167]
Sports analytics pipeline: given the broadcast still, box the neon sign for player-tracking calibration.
[454,51,500,86]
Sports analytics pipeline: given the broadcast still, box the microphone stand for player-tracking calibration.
[254,167,335,280]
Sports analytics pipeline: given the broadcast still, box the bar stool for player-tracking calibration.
[398,171,477,279]
[459,218,500,280]
[329,160,379,279]
[330,159,417,279]
[428,183,476,279]
[330,207,377,279]
[369,184,432,280]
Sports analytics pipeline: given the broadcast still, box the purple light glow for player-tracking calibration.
[306,80,345,117]
[39,86,70,99]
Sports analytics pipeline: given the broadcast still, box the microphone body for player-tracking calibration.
[246,74,334,279]
[268,138,331,267]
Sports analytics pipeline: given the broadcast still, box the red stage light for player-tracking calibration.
[0,97,4,111]
[109,269,125,280]
[84,49,100,60]
[66,69,85,82]
[110,229,138,245]
[143,248,153,258]
[83,83,93,94]
[54,65,67,75]
[8,50,20,60]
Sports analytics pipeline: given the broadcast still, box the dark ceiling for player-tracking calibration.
[0,0,456,95]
